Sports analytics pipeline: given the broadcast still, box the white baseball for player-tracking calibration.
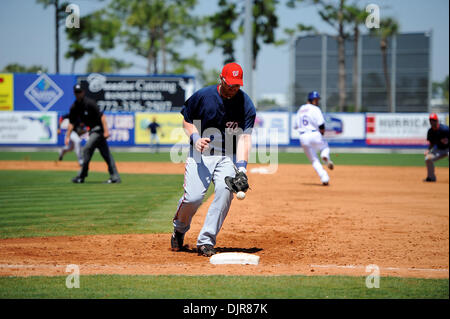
[236,191,246,200]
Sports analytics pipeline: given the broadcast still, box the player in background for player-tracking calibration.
[424,113,449,182]
[294,91,334,186]
[57,113,86,166]
[171,62,256,257]
[147,117,162,153]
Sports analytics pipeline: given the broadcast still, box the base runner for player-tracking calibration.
[294,91,334,186]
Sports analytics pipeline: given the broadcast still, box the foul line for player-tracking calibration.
[0,263,448,274]
[309,264,449,273]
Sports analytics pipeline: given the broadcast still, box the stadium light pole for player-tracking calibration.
[244,0,254,107]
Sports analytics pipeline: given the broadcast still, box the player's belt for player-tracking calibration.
[299,130,317,135]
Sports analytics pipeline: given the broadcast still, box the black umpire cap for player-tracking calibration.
[73,83,83,93]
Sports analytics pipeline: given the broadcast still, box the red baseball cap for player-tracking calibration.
[221,62,244,86]
[429,113,438,121]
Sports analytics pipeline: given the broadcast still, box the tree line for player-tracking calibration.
[2,0,446,109]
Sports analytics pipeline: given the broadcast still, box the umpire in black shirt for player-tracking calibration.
[66,84,121,183]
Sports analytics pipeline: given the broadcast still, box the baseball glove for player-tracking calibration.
[225,171,249,193]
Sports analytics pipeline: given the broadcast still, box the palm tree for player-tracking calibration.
[36,0,66,74]
[337,0,347,111]
[317,0,349,112]
[370,17,399,112]
[345,4,368,112]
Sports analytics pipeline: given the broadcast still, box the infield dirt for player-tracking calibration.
[0,160,448,278]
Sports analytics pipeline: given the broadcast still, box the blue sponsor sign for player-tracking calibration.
[56,112,135,147]
[103,112,135,146]
[324,114,343,134]
[14,74,77,112]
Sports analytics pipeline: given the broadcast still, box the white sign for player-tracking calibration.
[290,112,366,142]
[366,113,448,145]
[252,112,290,145]
[0,112,58,144]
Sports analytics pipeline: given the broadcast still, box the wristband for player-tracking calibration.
[236,160,247,173]
[190,133,201,145]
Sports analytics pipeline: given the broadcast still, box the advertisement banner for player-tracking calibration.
[135,112,188,145]
[365,113,448,146]
[104,112,135,146]
[290,112,366,146]
[57,112,135,146]
[0,111,57,144]
[253,112,290,145]
[14,74,76,112]
[0,73,14,111]
[77,74,195,112]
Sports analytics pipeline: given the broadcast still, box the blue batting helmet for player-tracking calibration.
[307,91,320,101]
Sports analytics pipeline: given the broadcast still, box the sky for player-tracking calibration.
[0,0,448,103]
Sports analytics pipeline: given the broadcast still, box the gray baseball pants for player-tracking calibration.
[173,155,236,247]
[77,131,120,180]
[425,147,449,179]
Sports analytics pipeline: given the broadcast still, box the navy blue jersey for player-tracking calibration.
[427,124,449,150]
[69,97,103,133]
[181,85,256,155]
[148,122,160,134]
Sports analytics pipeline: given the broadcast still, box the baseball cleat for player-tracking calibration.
[105,178,121,184]
[197,244,216,257]
[327,161,334,170]
[322,182,329,186]
[71,176,84,183]
[322,157,334,170]
[171,230,185,251]
[423,177,436,182]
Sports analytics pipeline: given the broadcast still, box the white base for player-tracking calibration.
[249,167,270,174]
[209,252,260,265]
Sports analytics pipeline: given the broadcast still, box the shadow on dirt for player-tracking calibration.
[178,246,263,254]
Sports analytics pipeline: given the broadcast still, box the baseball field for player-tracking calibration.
[0,150,448,299]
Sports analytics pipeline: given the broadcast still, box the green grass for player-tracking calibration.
[0,275,447,299]
[0,152,447,300]
[0,151,448,166]
[275,152,449,167]
[0,170,187,239]
[0,151,172,162]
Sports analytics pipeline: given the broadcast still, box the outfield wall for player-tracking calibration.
[0,72,448,149]
[0,111,448,149]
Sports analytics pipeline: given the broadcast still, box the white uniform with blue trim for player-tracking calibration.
[295,103,331,184]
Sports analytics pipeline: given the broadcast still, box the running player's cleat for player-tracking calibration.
[327,161,334,170]
[322,157,334,170]
[171,230,185,251]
